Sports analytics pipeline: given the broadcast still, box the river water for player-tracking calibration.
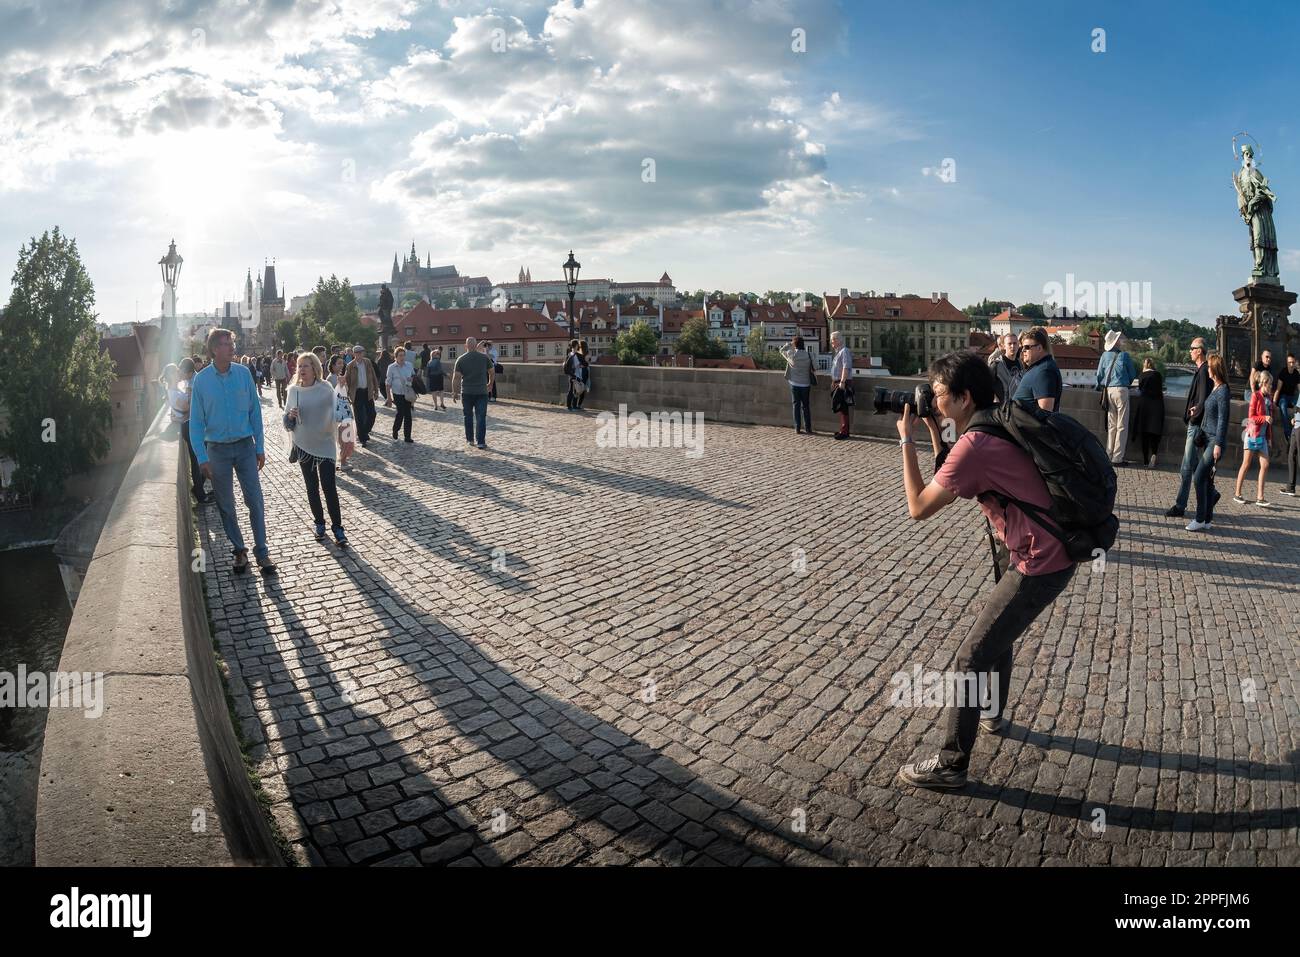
[0,546,73,866]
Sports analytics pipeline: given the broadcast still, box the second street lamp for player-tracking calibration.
[563,250,580,346]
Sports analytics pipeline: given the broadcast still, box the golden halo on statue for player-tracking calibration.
[1232,132,1262,160]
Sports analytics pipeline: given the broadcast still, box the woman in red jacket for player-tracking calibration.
[1234,371,1274,507]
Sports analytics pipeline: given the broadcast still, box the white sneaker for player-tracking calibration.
[1232,495,1247,505]
[1185,520,1209,531]
[1255,499,1271,508]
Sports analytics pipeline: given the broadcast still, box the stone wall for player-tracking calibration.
[496,362,1267,468]
[35,405,282,866]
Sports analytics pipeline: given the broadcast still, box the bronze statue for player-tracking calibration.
[1233,142,1279,284]
[378,282,395,335]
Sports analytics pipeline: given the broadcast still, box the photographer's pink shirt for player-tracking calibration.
[934,431,1073,576]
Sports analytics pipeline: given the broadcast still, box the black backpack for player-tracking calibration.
[967,401,1119,562]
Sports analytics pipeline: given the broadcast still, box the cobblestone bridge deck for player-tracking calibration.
[200,393,1299,866]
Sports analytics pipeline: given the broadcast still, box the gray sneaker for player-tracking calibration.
[897,755,967,790]
[979,716,1005,734]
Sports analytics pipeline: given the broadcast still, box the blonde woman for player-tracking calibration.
[285,352,352,546]
[1234,370,1274,507]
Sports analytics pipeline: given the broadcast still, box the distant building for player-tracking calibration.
[389,302,569,362]
[824,290,967,372]
[97,325,161,464]
[497,268,677,305]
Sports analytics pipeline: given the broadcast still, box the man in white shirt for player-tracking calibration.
[830,331,854,440]
[344,344,379,446]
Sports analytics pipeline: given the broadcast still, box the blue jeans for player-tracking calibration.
[1192,444,1218,523]
[1280,394,1296,443]
[791,385,812,431]
[205,437,268,559]
[463,394,489,444]
[1173,424,1202,511]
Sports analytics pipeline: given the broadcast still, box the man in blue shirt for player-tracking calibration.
[190,328,275,575]
[1011,327,1062,412]
[1095,329,1138,466]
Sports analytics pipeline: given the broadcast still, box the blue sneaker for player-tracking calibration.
[332,526,349,548]
[314,522,326,539]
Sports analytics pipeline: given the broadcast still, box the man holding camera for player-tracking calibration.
[894,352,1076,789]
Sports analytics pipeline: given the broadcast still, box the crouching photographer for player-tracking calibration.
[893,352,1076,790]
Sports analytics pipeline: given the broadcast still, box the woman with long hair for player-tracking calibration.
[285,352,351,546]
[1234,370,1274,507]
[325,354,355,470]
[1136,358,1165,468]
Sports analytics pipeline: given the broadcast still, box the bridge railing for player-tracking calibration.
[35,405,282,866]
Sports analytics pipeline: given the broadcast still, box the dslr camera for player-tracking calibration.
[872,384,936,418]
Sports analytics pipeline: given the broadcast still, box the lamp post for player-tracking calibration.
[563,249,581,347]
[158,239,183,363]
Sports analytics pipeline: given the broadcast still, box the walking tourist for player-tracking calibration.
[1166,338,1211,518]
[386,346,417,443]
[189,328,276,575]
[452,336,495,449]
[426,348,447,411]
[345,344,379,447]
[284,351,350,547]
[1187,353,1230,531]
[1233,371,1274,507]
[271,350,289,409]
[163,361,211,504]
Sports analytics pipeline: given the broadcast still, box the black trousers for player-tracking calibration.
[939,563,1075,770]
[180,423,205,498]
[353,393,376,443]
[1288,428,1299,488]
[392,395,413,440]
[1141,432,1161,461]
[299,456,342,529]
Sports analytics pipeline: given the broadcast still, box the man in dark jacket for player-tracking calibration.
[988,334,1022,404]
[1166,337,1212,518]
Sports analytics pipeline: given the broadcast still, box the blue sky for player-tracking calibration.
[1,0,1295,326]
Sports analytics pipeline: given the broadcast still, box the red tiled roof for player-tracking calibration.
[825,294,967,324]
[99,335,144,377]
[394,301,567,342]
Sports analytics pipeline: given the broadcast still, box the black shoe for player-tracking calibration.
[404,437,414,444]
[897,756,967,790]
[1281,486,1297,497]
[1165,506,1185,518]
[832,433,847,441]
[796,428,803,434]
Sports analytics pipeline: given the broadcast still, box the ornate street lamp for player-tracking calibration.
[563,249,580,345]
[158,239,183,362]
[159,238,183,317]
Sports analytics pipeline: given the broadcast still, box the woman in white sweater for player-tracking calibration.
[285,352,352,546]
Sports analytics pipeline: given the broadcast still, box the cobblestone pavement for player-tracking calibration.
[200,393,1300,866]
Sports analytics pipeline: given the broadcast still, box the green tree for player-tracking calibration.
[0,229,116,503]
[745,326,767,361]
[614,320,658,365]
[274,319,298,352]
[674,315,730,359]
[306,275,374,352]
[1017,302,1045,319]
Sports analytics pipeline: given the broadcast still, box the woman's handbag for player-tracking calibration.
[284,396,300,462]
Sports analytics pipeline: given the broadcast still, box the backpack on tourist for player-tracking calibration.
[967,401,1119,561]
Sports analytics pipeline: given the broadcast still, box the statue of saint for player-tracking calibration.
[378,283,396,334]
[1233,144,1279,283]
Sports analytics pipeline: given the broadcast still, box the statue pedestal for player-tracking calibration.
[1217,281,1298,389]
